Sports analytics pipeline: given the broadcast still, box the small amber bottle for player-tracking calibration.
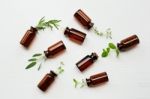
[86,72,108,87]
[20,26,37,47]
[38,70,57,91]
[64,27,86,44]
[44,41,66,58]
[74,9,94,29]
[76,52,98,72]
[117,35,140,51]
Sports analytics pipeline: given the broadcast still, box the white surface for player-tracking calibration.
[0,0,150,99]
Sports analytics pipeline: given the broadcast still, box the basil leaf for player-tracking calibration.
[109,43,116,49]
[32,53,42,57]
[28,58,37,61]
[25,62,36,69]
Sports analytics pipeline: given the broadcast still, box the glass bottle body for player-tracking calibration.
[20,26,37,47]
[64,27,86,44]
[86,72,108,87]
[76,52,98,72]
[44,41,66,58]
[117,35,140,51]
[74,9,94,29]
[38,71,57,91]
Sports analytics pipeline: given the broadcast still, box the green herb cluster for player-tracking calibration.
[55,61,65,75]
[25,53,46,70]
[36,17,61,30]
[93,27,112,39]
[73,78,86,88]
[101,43,119,57]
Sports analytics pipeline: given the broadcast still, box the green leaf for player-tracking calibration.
[25,62,36,69]
[106,47,110,53]
[109,43,116,49]
[57,66,64,74]
[36,17,61,31]
[80,79,85,88]
[101,49,108,57]
[28,58,37,61]
[73,79,78,88]
[32,53,42,57]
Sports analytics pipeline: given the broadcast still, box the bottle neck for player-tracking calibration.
[49,70,57,77]
[90,52,98,61]
[86,78,92,87]
[44,51,49,58]
[64,27,70,36]
[117,43,124,51]
[30,26,37,33]
[87,22,94,29]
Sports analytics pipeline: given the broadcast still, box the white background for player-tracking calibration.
[0,0,150,99]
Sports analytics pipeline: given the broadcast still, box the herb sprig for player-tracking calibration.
[55,61,65,75]
[93,27,112,39]
[101,43,120,57]
[36,17,61,31]
[73,78,86,88]
[25,53,46,70]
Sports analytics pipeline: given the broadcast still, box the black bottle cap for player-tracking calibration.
[117,43,124,51]
[44,51,49,58]
[50,70,57,77]
[64,27,70,36]
[87,22,94,29]
[30,26,37,32]
[90,52,98,61]
[86,78,92,86]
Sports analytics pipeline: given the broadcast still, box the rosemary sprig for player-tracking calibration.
[93,27,112,39]
[73,78,86,88]
[25,53,46,70]
[36,17,61,30]
[101,43,120,57]
[55,61,65,75]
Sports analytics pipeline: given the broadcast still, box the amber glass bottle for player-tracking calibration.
[20,26,37,47]
[38,70,57,91]
[64,27,86,44]
[117,35,140,51]
[44,41,66,58]
[86,72,108,87]
[74,9,94,29]
[76,52,98,72]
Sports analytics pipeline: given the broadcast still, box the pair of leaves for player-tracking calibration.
[101,43,120,57]
[57,66,64,74]
[25,53,43,69]
[73,79,86,88]
[93,27,112,39]
[36,17,61,30]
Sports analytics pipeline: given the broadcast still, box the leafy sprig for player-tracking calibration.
[25,53,46,70]
[93,27,112,39]
[55,61,65,75]
[36,17,61,30]
[73,78,86,88]
[101,43,120,57]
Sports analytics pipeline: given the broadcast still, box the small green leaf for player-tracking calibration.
[109,43,116,49]
[25,62,36,69]
[73,79,78,88]
[80,79,85,88]
[101,49,108,57]
[32,53,42,57]
[28,58,37,61]
[59,69,64,74]
[106,47,110,53]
